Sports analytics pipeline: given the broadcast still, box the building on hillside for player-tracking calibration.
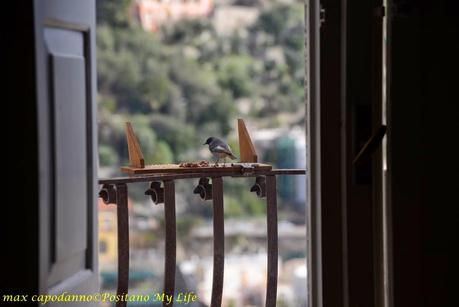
[252,126,307,209]
[132,0,214,32]
[98,198,134,271]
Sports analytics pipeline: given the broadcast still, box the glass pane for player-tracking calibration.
[97,0,307,306]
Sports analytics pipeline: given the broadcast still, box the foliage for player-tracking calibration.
[176,216,202,239]
[149,115,197,159]
[96,0,132,27]
[99,144,118,166]
[224,179,265,217]
[151,141,174,164]
[217,55,255,99]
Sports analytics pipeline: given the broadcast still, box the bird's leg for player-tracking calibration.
[215,157,220,167]
[224,157,227,166]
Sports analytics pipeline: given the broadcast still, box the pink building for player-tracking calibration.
[133,0,214,32]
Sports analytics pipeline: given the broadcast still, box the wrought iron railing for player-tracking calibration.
[98,168,305,307]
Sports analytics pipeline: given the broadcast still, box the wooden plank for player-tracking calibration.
[121,163,272,175]
[238,118,258,163]
[125,122,145,168]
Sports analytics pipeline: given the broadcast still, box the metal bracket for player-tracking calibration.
[145,181,165,204]
[240,163,255,176]
[250,176,266,198]
[99,184,117,204]
[193,177,213,200]
[320,5,326,25]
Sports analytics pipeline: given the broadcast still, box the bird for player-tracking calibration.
[203,137,237,166]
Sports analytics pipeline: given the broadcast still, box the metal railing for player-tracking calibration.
[98,168,306,307]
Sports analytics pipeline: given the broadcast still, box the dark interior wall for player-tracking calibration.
[388,0,459,305]
[3,1,39,295]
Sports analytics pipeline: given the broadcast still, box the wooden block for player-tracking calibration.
[125,122,145,168]
[238,118,258,163]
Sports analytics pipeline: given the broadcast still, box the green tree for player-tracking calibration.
[99,144,119,166]
[151,141,174,164]
[150,115,197,158]
[255,3,303,43]
[96,0,132,27]
[161,19,213,44]
[217,55,254,99]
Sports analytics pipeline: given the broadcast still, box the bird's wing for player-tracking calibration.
[212,145,234,156]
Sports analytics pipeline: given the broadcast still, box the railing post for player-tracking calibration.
[115,183,130,307]
[98,169,305,307]
[99,184,130,306]
[250,175,279,306]
[163,180,177,306]
[145,180,177,307]
[210,177,225,307]
[265,175,278,307]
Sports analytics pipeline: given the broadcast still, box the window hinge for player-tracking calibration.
[320,5,326,25]
[375,5,386,18]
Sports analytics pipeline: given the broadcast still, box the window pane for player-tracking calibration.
[97,0,307,305]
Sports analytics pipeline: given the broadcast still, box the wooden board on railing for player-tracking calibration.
[125,122,145,168]
[121,163,272,175]
[238,118,258,163]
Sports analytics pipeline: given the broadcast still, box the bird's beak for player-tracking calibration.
[203,143,206,145]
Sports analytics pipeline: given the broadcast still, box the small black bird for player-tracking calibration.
[204,137,237,166]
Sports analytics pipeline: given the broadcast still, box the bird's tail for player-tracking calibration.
[229,153,237,160]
